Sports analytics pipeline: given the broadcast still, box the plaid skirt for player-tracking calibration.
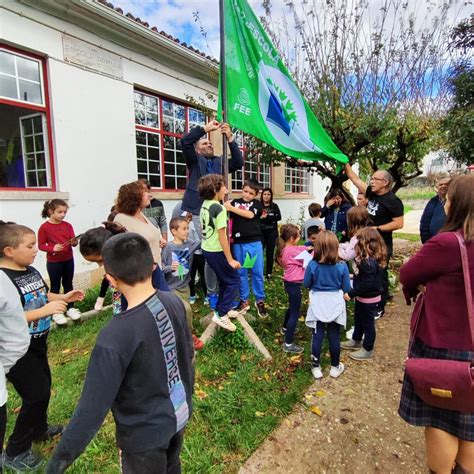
[398,338,474,441]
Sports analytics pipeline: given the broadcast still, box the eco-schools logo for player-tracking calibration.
[257,61,321,153]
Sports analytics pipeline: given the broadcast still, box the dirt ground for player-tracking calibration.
[240,240,426,474]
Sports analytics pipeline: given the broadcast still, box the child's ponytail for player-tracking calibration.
[79,223,126,259]
[275,224,300,266]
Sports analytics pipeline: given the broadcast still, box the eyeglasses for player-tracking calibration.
[371,177,387,182]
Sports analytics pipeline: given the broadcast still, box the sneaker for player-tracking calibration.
[311,366,323,379]
[255,301,268,319]
[94,297,105,311]
[226,310,240,319]
[329,363,345,378]
[208,294,218,310]
[212,313,236,332]
[375,309,385,320]
[235,300,250,313]
[280,326,299,335]
[203,296,209,306]
[3,450,44,471]
[349,348,374,361]
[192,334,204,351]
[33,424,64,441]
[66,308,81,320]
[282,343,304,354]
[266,274,272,280]
[341,339,362,350]
[189,295,198,305]
[345,326,354,339]
[52,313,67,325]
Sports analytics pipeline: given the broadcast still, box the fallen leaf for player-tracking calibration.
[82,351,89,356]
[255,411,265,417]
[309,405,322,416]
[13,406,21,414]
[195,389,208,400]
[315,390,326,397]
[61,348,71,354]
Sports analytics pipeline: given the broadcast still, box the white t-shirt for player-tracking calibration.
[0,271,30,406]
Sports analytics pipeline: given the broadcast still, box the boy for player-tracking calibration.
[162,217,203,350]
[224,179,268,318]
[305,225,321,247]
[303,203,325,240]
[198,174,241,332]
[0,222,83,471]
[46,233,194,473]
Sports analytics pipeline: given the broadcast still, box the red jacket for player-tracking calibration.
[38,221,75,263]
[400,231,474,351]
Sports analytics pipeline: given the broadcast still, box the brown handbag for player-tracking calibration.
[405,232,474,413]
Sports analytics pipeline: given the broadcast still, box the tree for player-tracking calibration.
[259,0,467,191]
[443,15,474,166]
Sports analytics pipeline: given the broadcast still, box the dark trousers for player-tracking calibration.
[0,403,6,468]
[47,258,74,309]
[261,230,278,276]
[202,250,240,317]
[283,281,302,344]
[99,275,110,298]
[120,430,184,474]
[352,300,378,351]
[6,337,51,457]
[311,321,341,367]
[381,255,392,308]
[189,254,207,297]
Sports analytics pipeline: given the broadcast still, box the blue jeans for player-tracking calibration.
[352,300,378,351]
[202,250,240,317]
[311,321,341,367]
[283,281,302,344]
[232,241,265,302]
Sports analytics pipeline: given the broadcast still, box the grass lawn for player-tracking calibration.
[397,187,434,201]
[394,232,421,243]
[5,269,349,473]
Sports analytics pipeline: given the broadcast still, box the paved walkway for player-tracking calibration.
[395,210,423,235]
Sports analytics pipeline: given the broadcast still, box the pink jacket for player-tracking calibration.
[280,245,310,283]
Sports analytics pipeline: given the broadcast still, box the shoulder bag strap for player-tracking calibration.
[453,232,474,348]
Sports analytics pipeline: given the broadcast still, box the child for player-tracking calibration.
[225,179,267,318]
[38,199,81,325]
[338,206,371,262]
[0,222,83,470]
[341,227,387,360]
[275,224,309,354]
[45,233,194,473]
[0,222,30,471]
[186,212,208,305]
[198,174,241,332]
[305,225,321,247]
[303,203,325,240]
[162,218,204,350]
[304,230,351,379]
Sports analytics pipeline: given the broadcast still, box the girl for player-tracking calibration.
[341,227,387,361]
[38,199,80,325]
[79,222,127,316]
[260,187,281,279]
[320,189,352,242]
[304,231,351,379]
[338,205,371,261]
[275,224,310,354]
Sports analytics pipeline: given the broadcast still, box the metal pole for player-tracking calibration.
[219,0,229,188]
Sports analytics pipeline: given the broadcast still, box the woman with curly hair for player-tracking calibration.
[113,181,162,266]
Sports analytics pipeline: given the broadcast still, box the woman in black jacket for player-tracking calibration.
[260,188,282,279]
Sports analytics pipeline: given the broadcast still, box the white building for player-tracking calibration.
[0,0,330,286]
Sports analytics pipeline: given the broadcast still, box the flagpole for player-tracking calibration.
[219,0,229,188]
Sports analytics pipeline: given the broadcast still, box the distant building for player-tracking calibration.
[0,0,331,285]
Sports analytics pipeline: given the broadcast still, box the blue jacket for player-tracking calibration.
[320,203,352,239]
[303,260,351,293]
[420,196,446,244]
[180,126,244,215]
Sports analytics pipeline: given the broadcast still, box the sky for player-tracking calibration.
[110,0,473,61]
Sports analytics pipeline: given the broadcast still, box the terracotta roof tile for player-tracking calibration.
[96,0,217,63]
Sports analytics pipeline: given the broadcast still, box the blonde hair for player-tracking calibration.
[347,206,371,238]
[313,230,339,264]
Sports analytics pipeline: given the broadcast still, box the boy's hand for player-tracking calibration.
[53,244,64,252]
[223,201,234,211]
[64,290,85,303]
[71,238,78,247]
[171,261,179,271]
[159,238,167,248]
[45,300,67,315]
[228,259,241,269]
[343,293,351,302]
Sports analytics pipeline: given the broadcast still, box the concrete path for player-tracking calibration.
[395,210,423,235]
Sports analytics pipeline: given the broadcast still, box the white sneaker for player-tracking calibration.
[345,326,354,339]
[227,310,240,319]
[66,308,81,321]
[52,313,68,325]
[311,366,323,379]
[329,363,345,378]
[212,313,236,332]
[94,297,105,311]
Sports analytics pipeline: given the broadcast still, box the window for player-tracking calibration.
[231,130,271,191]
[285,161,310,193]
[134,90,206,190]
[0,47,54,189]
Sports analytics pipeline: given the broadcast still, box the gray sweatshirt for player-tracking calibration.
[161,240,200,290]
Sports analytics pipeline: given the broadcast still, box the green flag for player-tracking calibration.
[218,0,348,165]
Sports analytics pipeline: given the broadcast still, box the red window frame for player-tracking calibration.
[134,89,206,192]
[0,44,56,191]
